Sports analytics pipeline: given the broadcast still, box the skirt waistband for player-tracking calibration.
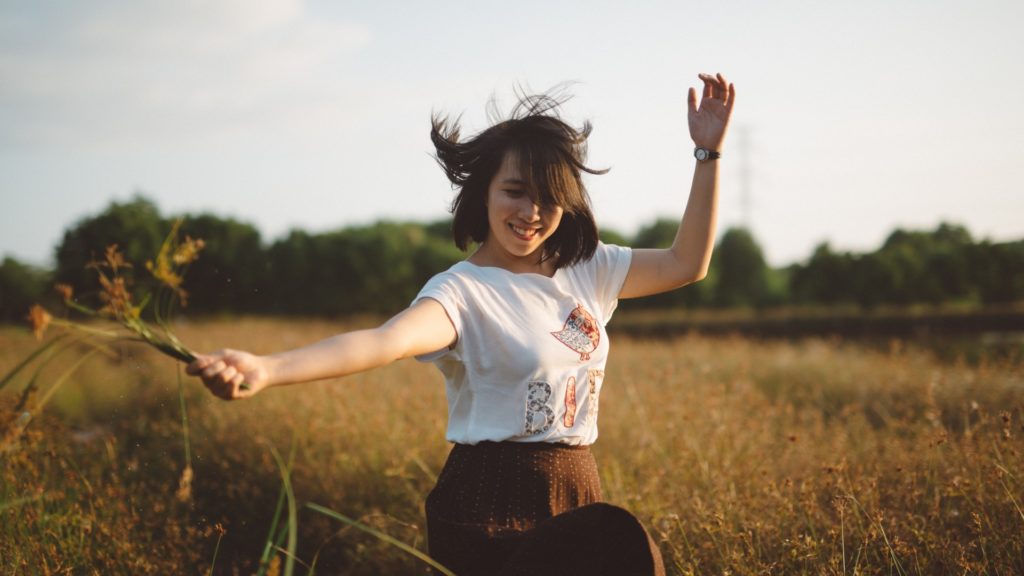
[456,440,592,452]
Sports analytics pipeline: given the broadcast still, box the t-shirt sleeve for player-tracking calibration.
[411,271,465,362]
[590,242,632,322]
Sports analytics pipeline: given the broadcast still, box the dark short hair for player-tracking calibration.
[430,89,607,270]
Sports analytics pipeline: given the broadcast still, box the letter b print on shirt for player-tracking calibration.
[524,381,555,434]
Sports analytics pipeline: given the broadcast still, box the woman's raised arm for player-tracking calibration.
[619,72,735,299]
[186,298,457,400]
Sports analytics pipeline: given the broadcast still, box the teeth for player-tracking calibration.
[511,224,537,238]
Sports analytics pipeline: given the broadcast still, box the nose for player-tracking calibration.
[517,197,542,222]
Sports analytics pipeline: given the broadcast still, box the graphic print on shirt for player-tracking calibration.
[585,369,604,429]
[551,304,600,361]
[563,376,577,428]
[524,381,555,435]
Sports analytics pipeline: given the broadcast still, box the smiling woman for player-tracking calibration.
[188,74,734,575]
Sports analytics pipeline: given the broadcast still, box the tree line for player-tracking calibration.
[1,196,1021,323]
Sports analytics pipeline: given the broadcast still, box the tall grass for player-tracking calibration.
[1,319,1021,574]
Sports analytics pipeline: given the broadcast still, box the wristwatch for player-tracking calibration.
[694,147,721,161]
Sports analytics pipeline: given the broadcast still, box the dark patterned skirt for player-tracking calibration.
[425,441,664,576]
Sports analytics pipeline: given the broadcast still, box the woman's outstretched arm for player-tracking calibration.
[619,72,735,299]
[186,298,456,400]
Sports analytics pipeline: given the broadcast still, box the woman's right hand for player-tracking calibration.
[186,349,272,400]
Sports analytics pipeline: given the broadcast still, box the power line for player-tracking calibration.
[736,124,752,229]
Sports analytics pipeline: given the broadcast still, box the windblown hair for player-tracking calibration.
[430,88,607,270]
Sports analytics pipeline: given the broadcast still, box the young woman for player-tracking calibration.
[189,73,734,575]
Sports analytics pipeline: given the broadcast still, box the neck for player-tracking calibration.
[469,241,556,276]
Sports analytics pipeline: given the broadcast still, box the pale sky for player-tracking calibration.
[1,0,1022,268]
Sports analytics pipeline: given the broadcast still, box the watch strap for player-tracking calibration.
[694,147,721,161]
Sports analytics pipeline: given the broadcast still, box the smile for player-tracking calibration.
[509,223,540,240]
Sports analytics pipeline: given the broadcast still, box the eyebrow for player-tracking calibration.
[500,178,527,185]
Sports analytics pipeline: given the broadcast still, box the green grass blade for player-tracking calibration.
[268,445,298,576]
[63,299,99,317]
[257,437,299,575]
[994,464,1024,524]
[50,318,123,340]
[176,365,192,467]
[844,493,906,576]
[256,486,288,576]
[207,530,225,576]
[14,357,49,414]
[17,335,123,413]
[12,334,93,412]
[1,348,99,451]
[305,502,456,576]
[0,493,46,513]
[34,349,102,413]
[0,334,68,391]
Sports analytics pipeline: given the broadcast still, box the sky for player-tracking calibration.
[1,0,1022,268]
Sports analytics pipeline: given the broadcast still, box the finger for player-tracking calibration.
[206,379,232,400]
[726,82,736,110]
[230,373,250,398]
[218,365,239,385]
[713,73,727,100]
[705,73,722,98]
[714,73,725,99]
[215,384,235,401]
[701,74,713,100]
[687,87,698,113]
[201,360,227,380]
[186,354,212,375]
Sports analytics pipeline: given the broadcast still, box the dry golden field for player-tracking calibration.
[2,317,1022,575]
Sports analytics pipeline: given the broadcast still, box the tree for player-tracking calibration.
[632,219,678,250]
[262,221,464,317]
[178,215,265,314]
[872,223,974,306]
[923,223,973,304]
[971,240,1024,304]
[713,227,769,308]
[598,228,630,247]
[54,195,165,310]
[791,222,982,309]
[0,257,50,323]
[791,242,856,305]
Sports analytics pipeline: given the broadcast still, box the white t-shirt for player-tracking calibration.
[413,242,632,446]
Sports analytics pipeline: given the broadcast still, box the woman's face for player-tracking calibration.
[483,152,564,266]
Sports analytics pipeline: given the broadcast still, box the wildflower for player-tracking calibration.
[54,283,74,302]
[26,305,52,340]
[146,220,203,308]
[266,556,282,576]
[176,465,193,502]
[146,254,183,290]
[145,255,190,307]
[103,244,131,272]
[173,235,205,265]
[87,244,132,273]
[98,275,139,320]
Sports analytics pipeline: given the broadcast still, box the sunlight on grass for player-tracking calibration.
[1,319,1022,574]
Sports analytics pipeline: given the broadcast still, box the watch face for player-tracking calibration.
[695,148,708,161]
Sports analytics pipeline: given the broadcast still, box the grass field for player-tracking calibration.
[2,317,1022,574]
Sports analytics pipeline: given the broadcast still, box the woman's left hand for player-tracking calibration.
[688,72,735,152]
